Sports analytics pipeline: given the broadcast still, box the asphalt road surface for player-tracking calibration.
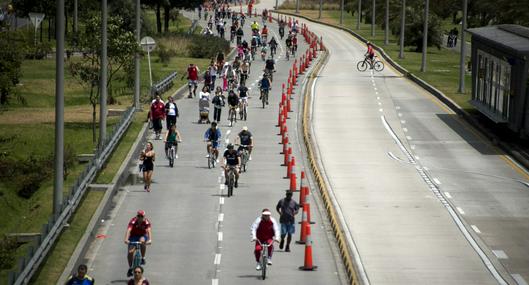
[83,6,346,285]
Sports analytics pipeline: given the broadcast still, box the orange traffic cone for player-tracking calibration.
[285,146,292,166]
[290,160,297,191]
[296,207,308,244]
[305,199,315,225]
[277,105,283,127]
[286,155,293,178]
[287,95,292,112]
[299,223,317,271]
[297,171,305,192]
[299,183,307,206]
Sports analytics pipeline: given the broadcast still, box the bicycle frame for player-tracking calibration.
[129,241,143,269]
[256,239,273,280]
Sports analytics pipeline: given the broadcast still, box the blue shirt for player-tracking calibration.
[260,78,271,89]
[204,128,221,142]
[66,275,95,285]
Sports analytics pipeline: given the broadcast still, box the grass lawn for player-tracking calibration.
[281,9,474,111]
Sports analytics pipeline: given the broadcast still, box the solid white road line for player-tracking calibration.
[219,197,224,205]
[512,274,528,285]
[212,279,219,285]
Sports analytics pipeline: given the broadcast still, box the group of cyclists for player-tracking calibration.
[126,0,306,279]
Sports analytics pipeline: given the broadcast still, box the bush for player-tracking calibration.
[156,43,175,66]
[188,34,230,59]
[0,236,18,270]
[25,41,52,60]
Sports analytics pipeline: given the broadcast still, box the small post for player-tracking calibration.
[458,0,468,93]
[384,0,389,45]
[420,0,429,72]
[357,0,362,30]
[399,0,406,59]
[371,0,376,37]
[99,0,108,148]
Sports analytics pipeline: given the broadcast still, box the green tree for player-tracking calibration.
[0,30,26,106]
[402,4,443,51]
[69,15,137,143]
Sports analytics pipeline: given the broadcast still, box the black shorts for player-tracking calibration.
[152,118,163,131]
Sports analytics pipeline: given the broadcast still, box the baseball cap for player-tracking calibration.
[262,209,272,215]
[242,126,248,131]
[137,210,145,217]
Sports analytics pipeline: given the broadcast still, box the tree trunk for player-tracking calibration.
[163,6,170,33]
[0,89,8,105]
[48,17,51,41]
[156,3,162,33]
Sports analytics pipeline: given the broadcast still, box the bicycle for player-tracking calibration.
[228,106,237,127]
[357,56,384,72]
[224,165,237,197]
[255,239,274,280]
[167,141,181,168]
[128,241,143,276]
[239,99,248,121]
[207,142,219,169]
[238,145,250,172]
[286,45,291,60]
[260,88,269,108]
[264,68,274,82]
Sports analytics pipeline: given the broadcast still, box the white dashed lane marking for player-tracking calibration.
[214,253,222,265]
[444,192,452,199]
[433,178,441,185]
[471,225,481,234]
[218,232,223,241]
[456,207,465,215]
[218,213,224,222]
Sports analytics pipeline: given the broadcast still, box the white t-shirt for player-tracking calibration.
[167,102,177,116]
[200,91,210,100]
[209,66,217,77]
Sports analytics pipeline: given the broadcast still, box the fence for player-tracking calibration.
[8,106,136,285]
[150,71,178,98]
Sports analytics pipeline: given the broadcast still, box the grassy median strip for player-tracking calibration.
[281,9,474,112]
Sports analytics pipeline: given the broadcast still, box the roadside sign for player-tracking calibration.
[140,36,156,52]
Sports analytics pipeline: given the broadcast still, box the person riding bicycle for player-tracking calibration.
[278,19,286,39]
[240,59,250,84]
[251,209,280,270]
[237,126,253,159]
[187,63,200,98]
[264,56,275,81]
[236,26,244,45]
[232,56,241,75]
[292,34,298,53]
[164,124,182,159]
[260,45,268,60]
[261,25,269,43]
[366,41,375,66]
[222,143,241,188]
[124,210,152,277]
[250,36,258,55]
[285,35,292,54]
[258,73,271,104]
[227,89,239,117]
[268,37,278,56]
[241,39,249,50]
[250,20,260,33]
[204,122,221,160]
[238,83,249,114]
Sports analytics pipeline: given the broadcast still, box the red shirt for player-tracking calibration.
[256,219,274,241]
[187,66,198,81]
[128,217,151,237]
[292,36,297,45]
[367,45,375,56]
[150,100,165,119]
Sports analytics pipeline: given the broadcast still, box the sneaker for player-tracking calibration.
[216,159,219,163]
[267,259,272,265]
[146,186,151,192]
[256,263,262,271]
[206,154,210,158]
[127,268,133,277]
[175,154,178,159]
[249,155,252,161]
[225,181,228,186]
[279,239,284,249]
[141,258,146,265]
[235,181,238,188]
[285,246,290,252]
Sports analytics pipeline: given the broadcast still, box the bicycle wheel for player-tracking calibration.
[243,105,247,121]
[208,155,212,169]
[357,60,368,72]
[132,248,142,268]
[374,61,385,72]
[261,254,267,280]
[262,93,266,108]
[227,174,233,197]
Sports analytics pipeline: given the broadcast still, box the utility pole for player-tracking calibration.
[384,0,389,45]
[399,0,406,59]
[275,0,278,9]
[99,0,108,149]
[73,0,78,34]
[458,0,468,93]
[54,0,65,218]
[295,0,300,13]
[357,0,361,30]
[420,0,429,72]
[319,0,323,19]
[371,0,375,37]
[135,0,141,110]
[340,0,344,24]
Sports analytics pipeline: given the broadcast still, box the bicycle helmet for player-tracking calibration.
[227,143,234,149]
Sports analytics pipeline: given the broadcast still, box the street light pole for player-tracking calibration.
[340,0,344,25]
[73,0,78,34]
[458,0,468,93]
[99,0,108,149]
[319,0,323,19]
[384,0,389,45]
[399,0,406,59]
[371,0,375,37]
[295,0,299,14]
[135,0,141,110]
[420,0,429,72]
[53,0,65,218]
[357,0,361,30]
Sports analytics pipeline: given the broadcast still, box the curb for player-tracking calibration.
[275,10,529,172]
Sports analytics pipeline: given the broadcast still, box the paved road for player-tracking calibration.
[83,6,346,285]
[292,12,529,285]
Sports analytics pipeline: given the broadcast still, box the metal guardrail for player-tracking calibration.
[150,71,177,97]
[187,19,199,35]
[9,106,136,285]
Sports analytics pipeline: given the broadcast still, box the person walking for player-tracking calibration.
[150,95,165,139]
[65,264,94,285]
[275,190,300,252]
[140,142,155,192]
[212,87,226,122]
[165,96,178,130]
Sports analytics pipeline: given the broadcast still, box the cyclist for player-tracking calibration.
[164,124,182,159]
[204,122,221,160]
[222,143,241,188]
[238,83,249,118]
[236,126,253,159]
[250,20,260,33]
[65,264,94,285]
[260,44,268,60]
[268,36,278,57]
[250,36,258,58]
[365,41,375,67]
[240,59,250,85]
[164,96,178,130]
[232,56,241,78]
[258,73,272,105]
[278,19,286,39]
[150,95,165,139]
[285,35,292,56]
[261,9,268,24]
[241,39,249,51]
[230,23,236,42]
[261,25,269,44]
[227,89,239,121]
[187,63,200,98]
[240,13,246,26]
[251,209,280,270]
[292,34,298,54]
[236,26,244,45]
[124,210,152,277]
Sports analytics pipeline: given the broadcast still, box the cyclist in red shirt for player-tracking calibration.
[250,209,280,270]
[124,210,152,277]
[292,35,298,53]
[187,63,200,98]
[366,41,375,66]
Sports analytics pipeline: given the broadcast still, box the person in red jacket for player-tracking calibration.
[251,209,280,270]
[150,95,165,139]
[187,63,200,98]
